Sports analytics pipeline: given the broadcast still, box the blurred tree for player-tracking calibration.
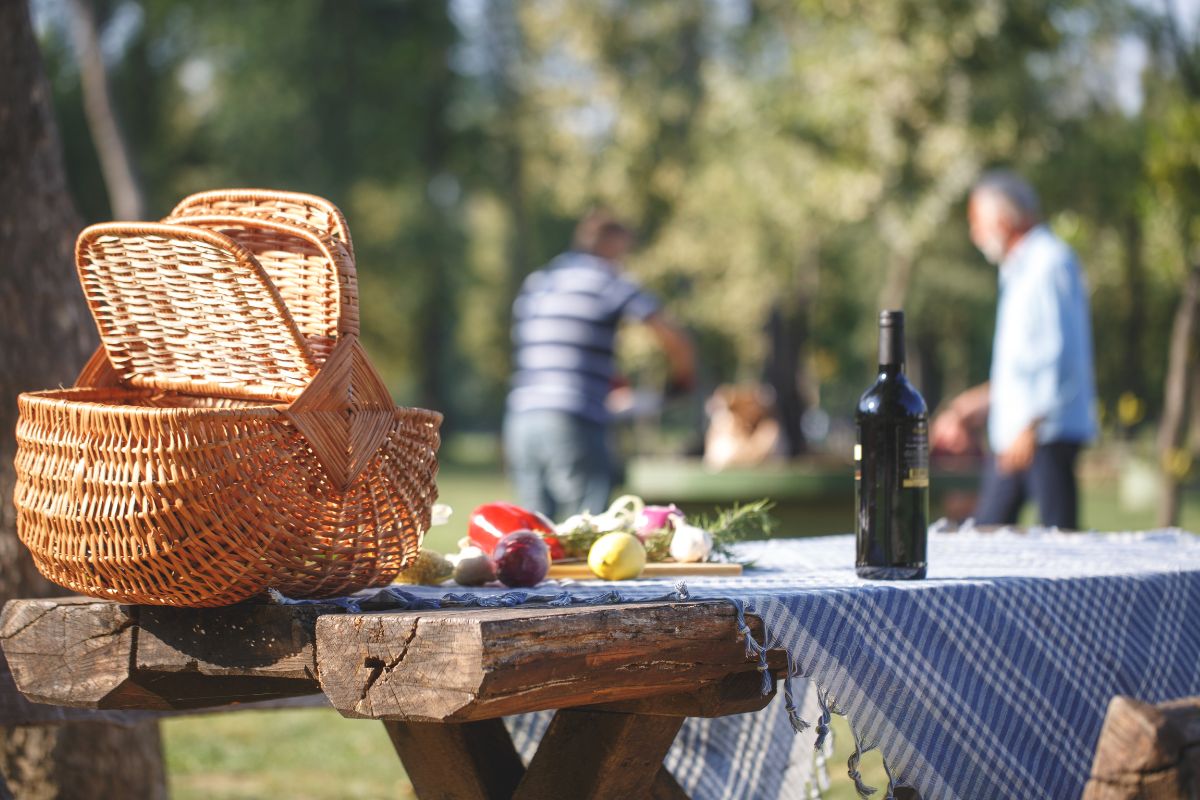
[66,0,145,219]
[1141,2,1200,525]
[28,0,1197,464]
[0,1,165,796]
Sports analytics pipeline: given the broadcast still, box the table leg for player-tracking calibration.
[383,718,524,800]
[513,708,686,800]
[650,766,689,800]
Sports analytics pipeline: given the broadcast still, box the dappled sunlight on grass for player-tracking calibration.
[165,709,414,800]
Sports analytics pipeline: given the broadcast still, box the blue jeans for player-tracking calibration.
[503,410,613,520]
[974,441,1082,529]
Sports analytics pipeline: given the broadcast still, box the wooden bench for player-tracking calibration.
[1083,695,1200,799]
[0,596,786,799]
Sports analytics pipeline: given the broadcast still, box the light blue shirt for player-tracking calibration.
[988,225,1097,452]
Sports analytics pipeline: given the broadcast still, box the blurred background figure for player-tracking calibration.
[932,171,1097,529]
[503,209,695,519]
[704,383,784,470]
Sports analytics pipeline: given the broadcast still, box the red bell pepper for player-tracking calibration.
[468,502,565,560]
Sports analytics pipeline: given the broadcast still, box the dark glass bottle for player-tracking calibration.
[855,310,929,579]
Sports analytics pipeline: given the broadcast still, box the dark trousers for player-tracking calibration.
[974,441,1083,529]
[503,410,613,521]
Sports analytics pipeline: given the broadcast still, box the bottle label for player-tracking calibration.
[901,420,930,488]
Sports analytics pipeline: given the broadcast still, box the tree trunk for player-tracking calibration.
[487,0,531,389]
[763,303,809,456]
[1156,261,1200,527]
[0,2,165,796]
[1122,216,1147,410]
[65,0,145,220]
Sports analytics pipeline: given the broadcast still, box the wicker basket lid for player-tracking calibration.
[76,222,320,403]
[168,188,355,258]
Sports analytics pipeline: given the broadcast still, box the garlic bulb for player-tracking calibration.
[669,523,713,563]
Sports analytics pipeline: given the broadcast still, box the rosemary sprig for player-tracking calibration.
[690,499,777,561]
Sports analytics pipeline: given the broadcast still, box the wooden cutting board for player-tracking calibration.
[547,561,743,579]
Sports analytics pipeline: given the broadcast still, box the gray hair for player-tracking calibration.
[972,169,1041,224]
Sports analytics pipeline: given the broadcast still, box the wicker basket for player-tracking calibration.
[13,193,441,607]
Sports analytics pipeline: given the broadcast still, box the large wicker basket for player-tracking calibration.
[14,190,441,607]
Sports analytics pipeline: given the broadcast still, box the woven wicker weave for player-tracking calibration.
[14,196,440,607]
[168,188,355,258]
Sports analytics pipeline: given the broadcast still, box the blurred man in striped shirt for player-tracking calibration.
[504,210,695,520]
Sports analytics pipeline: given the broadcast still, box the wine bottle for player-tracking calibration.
[855,310,929,579]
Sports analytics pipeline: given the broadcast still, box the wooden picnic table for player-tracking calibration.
[0,596,787,800]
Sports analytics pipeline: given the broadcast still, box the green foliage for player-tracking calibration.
[30,0,1199,445]
[690,499,778,562]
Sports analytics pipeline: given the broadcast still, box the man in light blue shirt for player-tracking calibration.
[932,171,1097,528]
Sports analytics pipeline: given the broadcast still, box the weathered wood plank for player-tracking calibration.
[588,669,776,718]
[1082,695,1200,800]
[1089,696,1182,778]
[0,599,331,710]
[316,602,783,722]
[0,599,140,709]
[383,719,524,800]
[513,709,684,800]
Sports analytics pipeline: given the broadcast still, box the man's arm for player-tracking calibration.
[931,382,990,454]
[644,313,696,393]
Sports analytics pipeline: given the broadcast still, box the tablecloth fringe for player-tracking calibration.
[730,597,906,800]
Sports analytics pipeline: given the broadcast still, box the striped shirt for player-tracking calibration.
[507,251,661,424]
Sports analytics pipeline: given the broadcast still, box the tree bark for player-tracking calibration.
[0,2,165,796]
[1122,216,1147,410]
[65,0,145,220]
[1156,262,1200,527]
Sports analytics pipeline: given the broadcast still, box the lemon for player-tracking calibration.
[587,532,646,580]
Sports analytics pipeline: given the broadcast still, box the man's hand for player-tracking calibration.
[997,424,1038,474]
[931,384,990,455]
[931,409,972,454]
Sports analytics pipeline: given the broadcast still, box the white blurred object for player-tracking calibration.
[431,504,453,526]
[670,523,714,563]
[1119,457,1160,512]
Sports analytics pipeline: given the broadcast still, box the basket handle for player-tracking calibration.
[76,222,319,403]
[164,214,359,354]
[168,189,355,259]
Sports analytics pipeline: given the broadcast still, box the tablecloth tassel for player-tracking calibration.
[813,686,833,751]
[730,598,774,695]
[847,725,878,798]
[782,673,809,733]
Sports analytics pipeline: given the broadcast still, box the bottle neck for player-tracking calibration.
[878,322,905,375]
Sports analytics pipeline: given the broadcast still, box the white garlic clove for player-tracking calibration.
[669,523,714,563]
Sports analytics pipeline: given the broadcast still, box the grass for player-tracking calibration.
[166,709,414,800]
[163,458,1200,799]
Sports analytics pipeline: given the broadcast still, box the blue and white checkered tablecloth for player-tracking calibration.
[281,528,1200,799]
